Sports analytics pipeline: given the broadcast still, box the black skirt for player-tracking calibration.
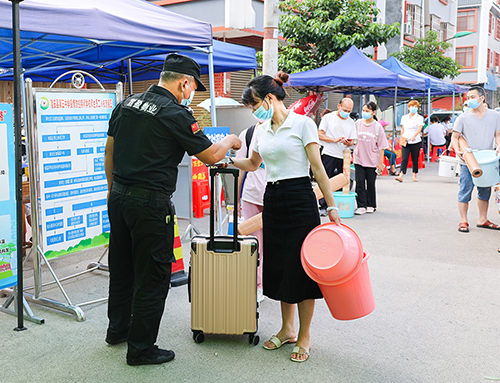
[262,177,323,304]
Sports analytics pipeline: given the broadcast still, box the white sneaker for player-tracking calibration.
[366,207,375,213]
[354,207,366,215]
[257,288,264,303]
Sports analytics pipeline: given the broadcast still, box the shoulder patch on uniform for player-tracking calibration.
[191,122,201,134]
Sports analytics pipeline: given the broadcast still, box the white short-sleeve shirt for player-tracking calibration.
[318,111,357,159]
[400,113,424,144]
[253,112,318,183]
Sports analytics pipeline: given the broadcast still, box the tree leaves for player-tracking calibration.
[278,0,399,73]
[391,31,461,79]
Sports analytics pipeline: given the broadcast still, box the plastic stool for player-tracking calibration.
[193,179,211,218]
[431,145,447,162]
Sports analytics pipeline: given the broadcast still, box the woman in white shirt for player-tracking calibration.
[232,72,340,363]
[395,100,424,183]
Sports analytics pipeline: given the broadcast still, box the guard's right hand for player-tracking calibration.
[228,134,242,150]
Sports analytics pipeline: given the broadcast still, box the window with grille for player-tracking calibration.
[457,10,476,32]
[431,14,441,33]
[456,47,474,68]
[496,18,500,40]
[405,3,422,39]
[495,52,500,68]
[488,48,491,69]
[490,12,493,35]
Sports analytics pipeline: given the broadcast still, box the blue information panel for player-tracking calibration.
[35,91,116,257]
[0,104,17,289]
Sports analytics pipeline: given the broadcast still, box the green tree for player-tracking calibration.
[277,0,399,73]
[391,30,461,79]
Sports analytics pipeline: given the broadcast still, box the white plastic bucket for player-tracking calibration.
[472,150,500,187]
[438,155,458,178]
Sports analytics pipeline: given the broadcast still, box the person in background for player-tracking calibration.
[450,86,500,233]
[232,72,340,363]
[380,120,399,176]
[317,98,356,215]
[441,116,453,148]
[236,123,266,303]
[395,100,423,183]
[353,101,389,215]
[427,116,447,153]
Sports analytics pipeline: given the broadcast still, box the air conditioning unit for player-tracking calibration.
[494,66,499,74]
[404,22,413,35]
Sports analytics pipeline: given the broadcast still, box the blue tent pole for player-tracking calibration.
[427,88,431,163]
[452,90,456,122]
[392,86,397,152]
[208,45,217,127]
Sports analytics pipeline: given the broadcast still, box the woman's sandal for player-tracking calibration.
[291,346,310,363]
[263,335,297,350]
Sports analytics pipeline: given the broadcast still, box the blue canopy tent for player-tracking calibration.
[1,39,257,84]
[1,0,219,326]
[381,56,468,161]
[287,46,426,94]
[287,46,427,151]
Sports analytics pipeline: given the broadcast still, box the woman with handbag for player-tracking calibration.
[395,100,424,183]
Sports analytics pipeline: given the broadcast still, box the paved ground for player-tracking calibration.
[1,162,500,383]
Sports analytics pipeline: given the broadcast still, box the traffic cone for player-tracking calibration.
[171,215,188,287]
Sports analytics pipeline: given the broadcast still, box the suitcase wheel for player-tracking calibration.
[248,334,259,346]
[193,330,205,344]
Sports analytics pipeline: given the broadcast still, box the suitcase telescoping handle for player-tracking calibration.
[209,167,239,252]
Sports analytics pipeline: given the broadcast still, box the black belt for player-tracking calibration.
[112,182,171,201]
[267,176,310,187]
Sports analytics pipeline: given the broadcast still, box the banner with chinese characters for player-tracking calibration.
[34,90,116,258]
[0,104,17,289]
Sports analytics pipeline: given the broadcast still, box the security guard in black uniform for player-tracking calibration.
[104,54,241,366]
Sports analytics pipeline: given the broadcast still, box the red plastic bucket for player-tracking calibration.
[319,252,375,320]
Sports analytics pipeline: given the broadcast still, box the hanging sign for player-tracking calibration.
[34,90,116,258]
[0,104,17,289]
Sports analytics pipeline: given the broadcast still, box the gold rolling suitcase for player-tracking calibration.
[189,168,259,345]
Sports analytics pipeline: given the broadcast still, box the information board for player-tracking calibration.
[34,90,116,258]
[0,104,17,289]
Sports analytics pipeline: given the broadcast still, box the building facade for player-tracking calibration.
[454,0,500,105]
[368,0,458,61]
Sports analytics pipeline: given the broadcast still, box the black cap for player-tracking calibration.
[162,53,207,92]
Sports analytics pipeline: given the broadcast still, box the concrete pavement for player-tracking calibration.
[1,162,500,383]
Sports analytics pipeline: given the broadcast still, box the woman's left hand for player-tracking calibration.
[328,209,341,225]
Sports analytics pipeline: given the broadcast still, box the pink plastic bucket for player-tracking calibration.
[301,223,375,320]
[301,223,363,284]
[319,252,375,320]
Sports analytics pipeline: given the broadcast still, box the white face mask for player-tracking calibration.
[181,82,195,106]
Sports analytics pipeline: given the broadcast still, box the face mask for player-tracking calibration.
[253,99,274,122]
[181,90,195,107]
[180,81,195,106]
[409,106,418,114]
[362,112,373,120]
[467,98,481,109]
[339,110,350,119]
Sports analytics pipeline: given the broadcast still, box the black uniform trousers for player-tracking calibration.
[107,182,174,358]
[355,164,377,209]
[400,142,421,175]
[318,153,344,210]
